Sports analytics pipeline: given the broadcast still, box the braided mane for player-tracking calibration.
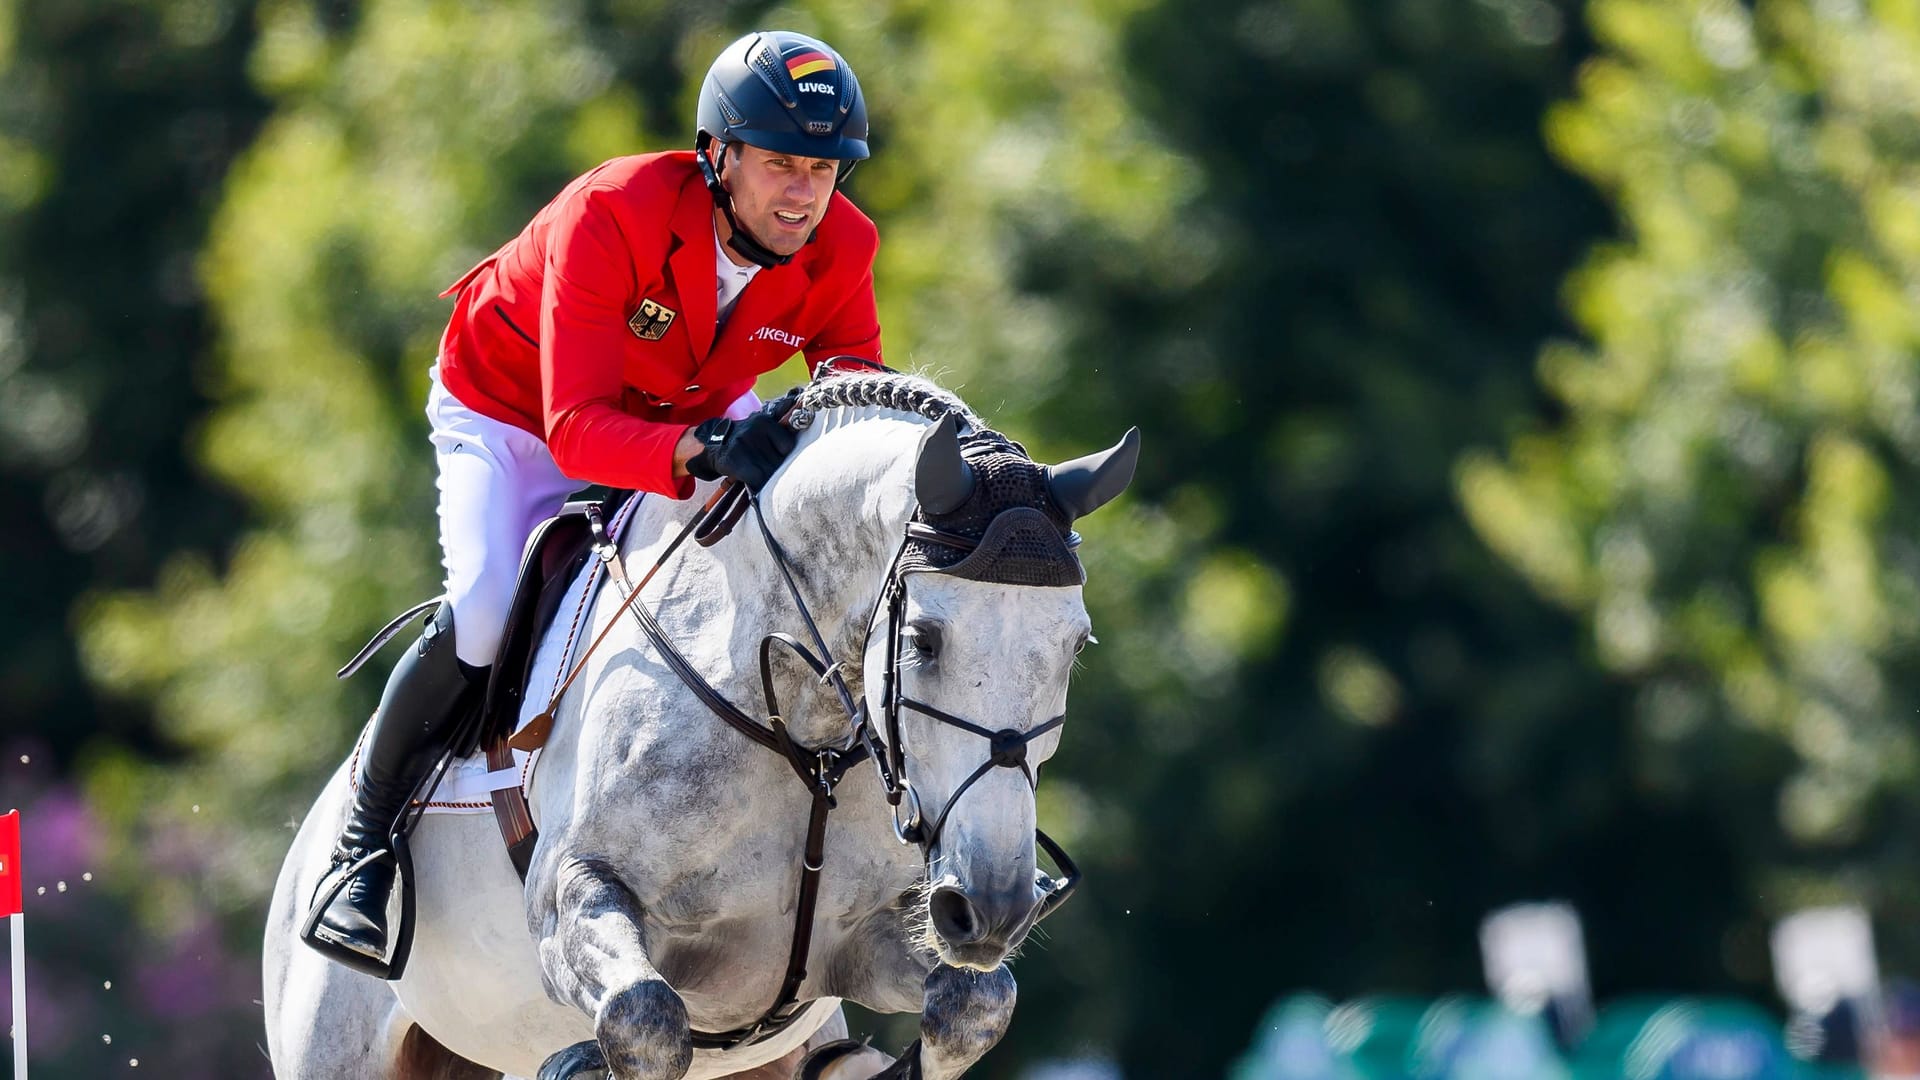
[797,370,983,430]
[795,369,1075,584]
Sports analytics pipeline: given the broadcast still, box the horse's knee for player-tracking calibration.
[596,978,692,1079]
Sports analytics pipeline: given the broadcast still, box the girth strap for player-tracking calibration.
[486,735,536,878]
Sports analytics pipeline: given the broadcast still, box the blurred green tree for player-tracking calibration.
[1459,0,1920,951]
[0,0,262,761]
[70,0,1906,1076]
[0,5,270,1074]
[994,1,1730,1073]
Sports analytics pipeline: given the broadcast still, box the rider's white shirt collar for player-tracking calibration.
[715,224,762,327]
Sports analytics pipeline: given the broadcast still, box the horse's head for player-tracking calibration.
[771,376,1136,972]
[888,414,1136,969]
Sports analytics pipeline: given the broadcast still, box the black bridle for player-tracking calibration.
[599,481,1080,1051]
[873,524,1070,858]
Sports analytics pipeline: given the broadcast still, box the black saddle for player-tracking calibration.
[472,492,630,754]
[337,491,628,723]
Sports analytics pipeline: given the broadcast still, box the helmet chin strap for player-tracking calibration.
[716,197,791,270]
[696,134,810,269]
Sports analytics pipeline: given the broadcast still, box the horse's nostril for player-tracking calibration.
[928,885,983,945]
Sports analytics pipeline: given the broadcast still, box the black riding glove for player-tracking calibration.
[685,391,802,492]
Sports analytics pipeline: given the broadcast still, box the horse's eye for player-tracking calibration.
[904,623,941,660]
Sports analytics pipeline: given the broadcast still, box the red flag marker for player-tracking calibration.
[2,809,25,1079]
[0,811,19,917]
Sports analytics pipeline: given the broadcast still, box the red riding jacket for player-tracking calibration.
[436,151,883,497]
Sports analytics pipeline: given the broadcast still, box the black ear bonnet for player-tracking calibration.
[900,432,1084,588]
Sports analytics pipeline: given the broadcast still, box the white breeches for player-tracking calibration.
[425,364,758,667]
[427,368,581,666]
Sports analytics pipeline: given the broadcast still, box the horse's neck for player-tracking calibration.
[755,412,923,741]
[613,409,922,744]
[763,410,922,576]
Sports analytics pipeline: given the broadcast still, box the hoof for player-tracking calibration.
[596,980,692,1078]
[537,1039,609,1080]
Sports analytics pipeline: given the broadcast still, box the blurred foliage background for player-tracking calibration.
[5,0,1920,1075]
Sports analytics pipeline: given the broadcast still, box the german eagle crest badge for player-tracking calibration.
[629,299,677,341]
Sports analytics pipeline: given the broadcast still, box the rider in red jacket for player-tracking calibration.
[437,147,882,496]
[304,30,881,974]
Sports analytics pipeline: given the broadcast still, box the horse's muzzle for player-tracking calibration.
[927,881,1038,970]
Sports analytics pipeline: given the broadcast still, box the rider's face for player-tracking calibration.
[714,143,840,261]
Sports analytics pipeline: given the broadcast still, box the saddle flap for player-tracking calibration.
[476,493,629,751]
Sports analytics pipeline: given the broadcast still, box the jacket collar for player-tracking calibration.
[669,174,722,359]
[668,165,814,372]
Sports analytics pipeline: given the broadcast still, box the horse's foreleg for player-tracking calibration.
[914,963,1017,1080]
[535,856,692,1080]
[801,964,1015,1080]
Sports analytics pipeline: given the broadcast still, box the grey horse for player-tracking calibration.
[262,371,1138,1079]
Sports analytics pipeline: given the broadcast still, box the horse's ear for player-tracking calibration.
[1047,427,1140,521]
[915,413,975,515]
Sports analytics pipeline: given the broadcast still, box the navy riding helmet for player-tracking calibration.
[696,30,870,267]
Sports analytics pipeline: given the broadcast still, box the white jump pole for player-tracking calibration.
[8,910,21,1080]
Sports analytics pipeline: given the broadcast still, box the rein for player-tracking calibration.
[517,460,1082,1051]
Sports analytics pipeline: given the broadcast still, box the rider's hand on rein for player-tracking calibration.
[686,389,803,492]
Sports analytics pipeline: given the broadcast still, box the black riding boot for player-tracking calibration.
[304,602,483,974]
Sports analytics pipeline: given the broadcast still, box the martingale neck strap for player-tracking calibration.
[594,483,872,1051]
